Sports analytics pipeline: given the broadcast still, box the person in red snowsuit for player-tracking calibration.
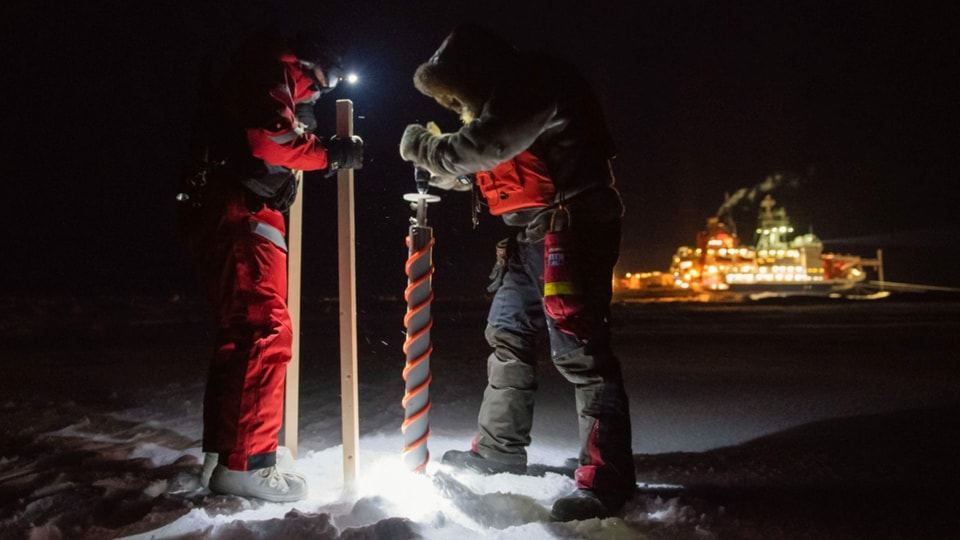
[400,24,635,521]
[179,29,362,502]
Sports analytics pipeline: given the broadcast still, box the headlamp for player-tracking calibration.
[325,66,343,89]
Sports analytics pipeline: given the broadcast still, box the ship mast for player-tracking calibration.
[755,195,792,250]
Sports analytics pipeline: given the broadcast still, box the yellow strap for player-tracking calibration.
[544,281,577,296]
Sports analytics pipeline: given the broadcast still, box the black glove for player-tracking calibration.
[294,103,318,133]
[323,135,364,176]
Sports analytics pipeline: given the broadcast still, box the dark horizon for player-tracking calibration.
[5,1,958,299]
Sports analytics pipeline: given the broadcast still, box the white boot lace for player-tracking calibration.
[259,466,287,491]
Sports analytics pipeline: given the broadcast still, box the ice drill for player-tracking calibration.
[401,168,441,472]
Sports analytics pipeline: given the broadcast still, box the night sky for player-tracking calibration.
[4,1,959,301]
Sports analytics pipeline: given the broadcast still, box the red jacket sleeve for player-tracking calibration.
[246,56,329,171]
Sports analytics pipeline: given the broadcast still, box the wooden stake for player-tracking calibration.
[284,170,304,457]
[336,99,360,494]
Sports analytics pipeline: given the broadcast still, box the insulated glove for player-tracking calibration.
[399,123,430,164]
[400,122,472,191]
[323,135,364,176]
[400,121,442,165]
[294,103,317,133]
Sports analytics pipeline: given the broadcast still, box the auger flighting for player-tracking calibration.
[401,167,441,472]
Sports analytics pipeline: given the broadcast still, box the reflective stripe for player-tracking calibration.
[544,281,576,296]
[250,221,287,252]
[268,125,305,145]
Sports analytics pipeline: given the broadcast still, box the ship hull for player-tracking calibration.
[728,279,857,298]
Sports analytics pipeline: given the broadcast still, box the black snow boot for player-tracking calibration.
[550,489,623,522]
[441,450,527,475]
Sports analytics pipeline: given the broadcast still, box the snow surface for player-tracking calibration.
[1,294,959,539]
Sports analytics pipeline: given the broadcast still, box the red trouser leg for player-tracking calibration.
[201,203,291,471]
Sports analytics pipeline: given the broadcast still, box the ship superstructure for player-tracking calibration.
[658,195,874,298]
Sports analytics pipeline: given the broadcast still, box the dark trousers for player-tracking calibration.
[477,218,635,500]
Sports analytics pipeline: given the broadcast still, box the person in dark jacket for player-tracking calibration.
[179,28,362,502]
[399,24,635,521]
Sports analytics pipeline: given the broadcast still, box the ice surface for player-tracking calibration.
[1,295,958,539]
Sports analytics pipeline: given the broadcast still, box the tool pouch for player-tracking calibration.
[486,237,511,293]
[543,207,584,337]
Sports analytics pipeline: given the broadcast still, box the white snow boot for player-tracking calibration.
[200,446,296,488]
[208,464,308,502]
[200,453,218,488]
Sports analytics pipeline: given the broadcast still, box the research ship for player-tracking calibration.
[618,193,882,300]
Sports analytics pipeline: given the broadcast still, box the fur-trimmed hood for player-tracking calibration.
[412,24,518,122]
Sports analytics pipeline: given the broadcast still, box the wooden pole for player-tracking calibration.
[336,99,360,494]
[284,170,304,457]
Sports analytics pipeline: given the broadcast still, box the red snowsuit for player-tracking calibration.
[186,38,332,471]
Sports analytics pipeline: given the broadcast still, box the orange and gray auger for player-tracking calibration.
[401,168,442,472]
